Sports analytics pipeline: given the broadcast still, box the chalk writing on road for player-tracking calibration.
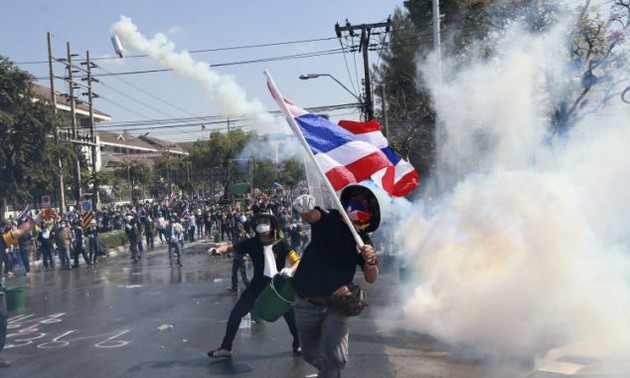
[5,312,130,350]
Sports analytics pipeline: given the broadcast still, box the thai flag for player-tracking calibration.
[338,120,419,197]
[17,205,31,222]
[267,82,393,191]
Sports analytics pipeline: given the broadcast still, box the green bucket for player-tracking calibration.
[213,233,220,243]
[252,274,295,322]
[5,287,25,312]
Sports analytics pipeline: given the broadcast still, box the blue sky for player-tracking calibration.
[1,1,405,141]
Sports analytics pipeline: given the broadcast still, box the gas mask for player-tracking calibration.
[255,218,271,234]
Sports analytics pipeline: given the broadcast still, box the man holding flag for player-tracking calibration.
[291,185,380,377]
[265,71,416,377]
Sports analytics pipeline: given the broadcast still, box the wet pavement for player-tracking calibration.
[0,239,536,378]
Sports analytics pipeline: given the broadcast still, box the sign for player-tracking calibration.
[82,212,94,229]
[41,195,51,208]
[82,200,92,212]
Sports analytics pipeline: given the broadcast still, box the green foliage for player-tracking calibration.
[0,56,70,209]
[375,0,630,184]
[252,160,279,189]
[189,129,254,170]
[99,229,128,249]
[277,159,306,187]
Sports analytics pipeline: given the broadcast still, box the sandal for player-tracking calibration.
[208,348,232,358]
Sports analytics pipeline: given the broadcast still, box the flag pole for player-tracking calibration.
[264,70,364,247]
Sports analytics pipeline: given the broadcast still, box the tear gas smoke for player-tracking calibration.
[395,11,630,370]
[111,16,272,124]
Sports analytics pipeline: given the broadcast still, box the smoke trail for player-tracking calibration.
[111,16,272,122]
[396,11,630,370]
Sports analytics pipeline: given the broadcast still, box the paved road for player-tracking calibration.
[0,239,536,378]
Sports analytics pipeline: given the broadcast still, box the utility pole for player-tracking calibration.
[335,18,391,120]
[66,42,82,203]
[84,50,100,210]
[47,32,66,216]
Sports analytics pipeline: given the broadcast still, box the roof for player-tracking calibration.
[31,82,111,121]
[97,131,188,155]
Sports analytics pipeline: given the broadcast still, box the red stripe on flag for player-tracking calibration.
[324,151,392,191]
[338,119,382,135]
[392,170,420,197]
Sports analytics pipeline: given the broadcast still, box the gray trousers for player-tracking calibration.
[294,296,349,378]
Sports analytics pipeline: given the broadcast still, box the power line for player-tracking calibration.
[34,48,346,80]
[16,36,339,65]
[95,103,362,134]
[97,65,203,118]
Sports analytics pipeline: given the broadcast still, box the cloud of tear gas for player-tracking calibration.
[237,119,304,163]
[396,13,630,367]
[111,16,272,123]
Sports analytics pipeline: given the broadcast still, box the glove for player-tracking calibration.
[279,267,293,277]
[292,194,316,214]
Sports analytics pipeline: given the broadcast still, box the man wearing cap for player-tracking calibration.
[208,210,301,358]
[290,185,380,378]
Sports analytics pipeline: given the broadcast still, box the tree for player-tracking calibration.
[277,159,306,187]
[0,56,74,211]
[375,0,630,187]
[189,129,254,170]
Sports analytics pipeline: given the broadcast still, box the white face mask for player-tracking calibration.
[256,224,271,234]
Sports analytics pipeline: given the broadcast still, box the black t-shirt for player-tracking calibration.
[291,207,366,297]
[233,236,293,290]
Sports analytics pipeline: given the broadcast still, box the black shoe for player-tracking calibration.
[226,287,239,295]
[177,261,183,267]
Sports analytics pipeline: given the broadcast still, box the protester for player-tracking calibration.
[86,219,100,265]
[144,216,155,249]
[226,213,251,295]
[55,220,73,270]
[156,215,167,245]
[166,216,184,267]
[16,222,33,276]
[0,208,55,368]
[125,216,141,263]
[37,222,55,270]
[208,210,301,358]
[290,185,380,377]
[72,221,92,269]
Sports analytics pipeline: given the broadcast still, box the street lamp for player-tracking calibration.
[299,73,368,120]
[299,73,363,103]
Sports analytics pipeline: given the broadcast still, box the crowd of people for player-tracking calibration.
[0,188,310,287]
[1,184,382,377]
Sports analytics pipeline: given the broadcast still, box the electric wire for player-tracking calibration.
[97,65,203,118]
[16,36,339,65]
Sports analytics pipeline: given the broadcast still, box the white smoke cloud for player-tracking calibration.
[111,16,272,123]
[396,9,630,372]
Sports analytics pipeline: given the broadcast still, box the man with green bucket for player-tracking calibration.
[208,210,302,358]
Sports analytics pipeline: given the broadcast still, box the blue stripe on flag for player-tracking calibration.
[294,114,356,154]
